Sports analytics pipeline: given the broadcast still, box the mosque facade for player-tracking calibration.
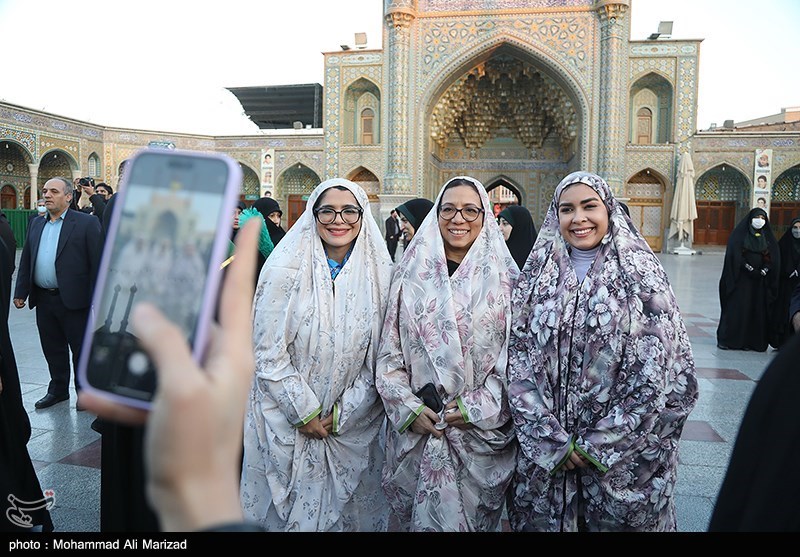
[1,0,798,251]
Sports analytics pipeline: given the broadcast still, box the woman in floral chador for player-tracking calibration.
[376,176,519,531]
[240,178,392,531]
[506,171,698,532]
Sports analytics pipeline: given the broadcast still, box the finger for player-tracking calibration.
[131,303,196,394]
[422,408,440,422]
[209,220,259,388]
[219,219,259,330]
[78,391,148,425]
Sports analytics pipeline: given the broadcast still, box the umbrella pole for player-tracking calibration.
[674,228,696,255]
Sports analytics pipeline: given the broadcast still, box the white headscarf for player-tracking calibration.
[379,176,518,422]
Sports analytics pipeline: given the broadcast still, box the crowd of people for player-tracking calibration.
[3,165,799,534]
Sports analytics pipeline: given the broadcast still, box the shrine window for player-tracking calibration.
[636,107,652,144]
[361,108,375,145]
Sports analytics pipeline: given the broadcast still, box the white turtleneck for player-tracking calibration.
[569,244,601,283]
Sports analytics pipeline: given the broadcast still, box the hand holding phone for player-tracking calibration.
[414,382,444,413]
[77,148,242,410]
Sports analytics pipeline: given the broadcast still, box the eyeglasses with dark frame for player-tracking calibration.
[313,207,363,225]
[438,204,484,222]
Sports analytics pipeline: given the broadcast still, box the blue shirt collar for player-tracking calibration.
[326,245,354,280]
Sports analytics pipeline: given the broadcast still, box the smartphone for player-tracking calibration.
[77,148,242,410]
[414,382,444,414]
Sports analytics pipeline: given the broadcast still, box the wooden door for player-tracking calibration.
[287,195,308,230]
[694,201,736,245]
[769,201,800,238]
[0,185,17,209]
[627,200,663,251]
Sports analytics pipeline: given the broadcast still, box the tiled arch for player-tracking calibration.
[416,32,591,177]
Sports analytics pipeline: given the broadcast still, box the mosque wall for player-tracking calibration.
[2,0,798,249]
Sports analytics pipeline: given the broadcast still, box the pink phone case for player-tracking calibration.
[76,148,243,410]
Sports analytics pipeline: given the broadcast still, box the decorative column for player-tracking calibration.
[595,0,630,197]
[27,163,39,208]
[383,0,416,194]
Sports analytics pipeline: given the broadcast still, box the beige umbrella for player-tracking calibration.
[669,151,698,252]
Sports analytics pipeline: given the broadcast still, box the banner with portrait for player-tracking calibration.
[752,148,772,211]
[260,148,274,198]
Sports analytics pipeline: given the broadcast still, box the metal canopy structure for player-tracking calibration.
[227,83,323,129]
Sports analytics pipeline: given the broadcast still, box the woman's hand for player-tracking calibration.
[410,407,444,438]
[557,449,588,472]
[443,402,472,430]
[298,416,329,439]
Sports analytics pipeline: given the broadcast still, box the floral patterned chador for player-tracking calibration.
[240,179,393,531]
[377,176,519,532]
[506,172,699,532]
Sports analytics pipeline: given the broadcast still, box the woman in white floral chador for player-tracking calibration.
[506,171,698,531]
[376,176,519,531]
[240,178,392,531]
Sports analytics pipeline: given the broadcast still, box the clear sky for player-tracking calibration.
[0,0,797,135]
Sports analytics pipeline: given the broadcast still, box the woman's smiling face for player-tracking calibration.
[315,187,362,255]
[557,182,609,250]
[438,184,483,260]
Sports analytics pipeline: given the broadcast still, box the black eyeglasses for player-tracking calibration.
[438,205,484,222]
[313,207,363,225]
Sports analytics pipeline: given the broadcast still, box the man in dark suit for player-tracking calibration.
[385,209,400,262]
[13,177,103,410]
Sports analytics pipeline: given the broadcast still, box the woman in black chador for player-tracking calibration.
[773,217,800,348]
[1,234,54,533]
[497,204,537,271]
[716,207,780,352]
[709,329,800,531]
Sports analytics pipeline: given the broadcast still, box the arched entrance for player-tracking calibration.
[625,168,666,252]
[485,177,523,218]
[0,139,34,207]
[424,44,582,217]
[278,163,321,229]
[629,72,674,145]
[343,79,381,146]
[769,165,800,237]
[39,149,78,193]
[694,164,749,246]
[239,164,260,205]
[347,166,380,223]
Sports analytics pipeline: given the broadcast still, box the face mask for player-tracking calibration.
[751,218,765,230]
[792,228,800,239]
[37,206,47,214]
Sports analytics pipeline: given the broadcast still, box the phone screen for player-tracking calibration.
[82,151,233,405]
